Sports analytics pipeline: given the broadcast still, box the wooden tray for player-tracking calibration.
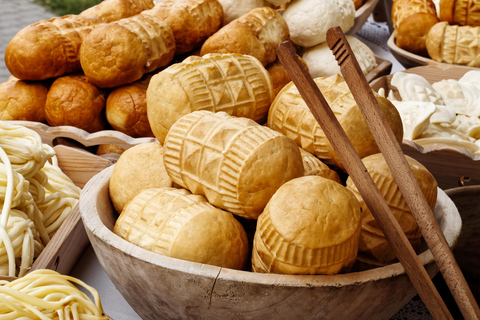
[348,0,381,36]
[370,65,480,189]
[0,122,155,282]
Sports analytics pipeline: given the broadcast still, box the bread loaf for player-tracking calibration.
[0,77,49,122]
[252,175,361,275]
[391,0,439,55]
[106,75,154,138]
[267,74,404,171]
[426,21,480,66]
[439,0,480,26]
[79,0,155,23]
[217,0,272,25]
[299,148,342,184]
[4,15,102,80]
[163,110,304,219]
[80,14,175,88]
[114,187,249,270]
[142,0,224,55]
[200,7,290,66]
[146,53,275,143]
[109,142,173,213]
[45,73,107,133]
[282,0,355,47]
[346,153,438,264]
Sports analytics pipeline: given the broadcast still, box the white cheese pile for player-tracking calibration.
[377,70,480,155]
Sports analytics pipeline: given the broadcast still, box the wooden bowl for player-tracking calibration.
[370,65,480,189]
[79,165,462,320]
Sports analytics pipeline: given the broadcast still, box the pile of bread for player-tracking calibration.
[392,0,480,66]
[0,0,377,142]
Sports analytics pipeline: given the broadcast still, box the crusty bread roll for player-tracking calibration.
[79,0,155,23]
[267,74,404,171]
[217,0,272,25]
[106,74,154,138]
[391,0,439,55]
[142,0,224,55]
[252,175,361,275]
[45,73,107,133]
[4,15,102,81]
[109,142,173,213]
[302,35,377,78]
[426,21,480,66]
[299,148,342,183]
[114,187,249,269]
[80,14,175,88]
[346,153,438,264]
[147,53,275,143]
[163,110,304,219]
[282,0,355,47]
[0,76,49,122]
[266,55,307,96]
[200,7,289,66]
[439,0,480,26]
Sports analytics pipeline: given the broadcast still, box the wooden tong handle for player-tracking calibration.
[326,26,480,320]
[277,40,453,320]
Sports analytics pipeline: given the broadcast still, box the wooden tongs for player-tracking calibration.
[276,27,480,320]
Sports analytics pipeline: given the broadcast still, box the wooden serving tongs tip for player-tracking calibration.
[276,27,480,320]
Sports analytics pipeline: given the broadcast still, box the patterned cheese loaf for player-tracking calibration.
[440,0,480,26]
[162,110,304,219]
[426,21,480,66]
[146,53,275,143]
[267,74,404,172]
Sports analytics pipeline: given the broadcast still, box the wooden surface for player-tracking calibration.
[279,37,452,319]
[79,165,461,320]
[348,0,381,36]
[326,29,479,319]
[370,65,480,190]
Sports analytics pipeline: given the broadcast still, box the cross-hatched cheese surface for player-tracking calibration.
[146,53,274,143]
[267,74,403,171]
[163,110,304,219]
[113,187,249,270]
[453,0,480,26]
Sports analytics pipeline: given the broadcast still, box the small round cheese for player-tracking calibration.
[218,0,272,25]
[282,0,355,47]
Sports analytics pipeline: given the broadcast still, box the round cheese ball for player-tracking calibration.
[218,0,273,25]
[109,142,173,214]
[282,0,355,47]
[302,35,377,78]
[252,175,362,275]
[114,187,250,270]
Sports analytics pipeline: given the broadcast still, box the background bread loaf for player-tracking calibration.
[439,0,480,26]
[79,0,155,23]
[426,21,480,66]
[4,15,102,80]
[79,14,175,88]
[391,0,439,55]
[200,6,290,66]
[146,53,275,143]
[142,0,224,55]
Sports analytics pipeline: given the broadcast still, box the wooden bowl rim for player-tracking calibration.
[80,165,461,287]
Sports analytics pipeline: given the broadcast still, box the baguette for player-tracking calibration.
[426,21,480,66]
[79,0,155,23]
[200,6,289,66]
[79,14,175,88]
[142,0,224,55]
[4,15,102,80]
[391,0,439,55]
[439,0,480,26]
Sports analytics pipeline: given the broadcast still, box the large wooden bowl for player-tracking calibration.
[79,165,462,320]
[370,65,480,189]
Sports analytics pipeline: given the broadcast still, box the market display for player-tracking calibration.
[0,269,107,319]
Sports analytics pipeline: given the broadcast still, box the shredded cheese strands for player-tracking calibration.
[0,269,108,320]
[0,121,76,277]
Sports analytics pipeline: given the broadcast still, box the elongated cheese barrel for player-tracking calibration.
[147,53,275,143]
[439,0,480,26]
[163,110,304,219]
